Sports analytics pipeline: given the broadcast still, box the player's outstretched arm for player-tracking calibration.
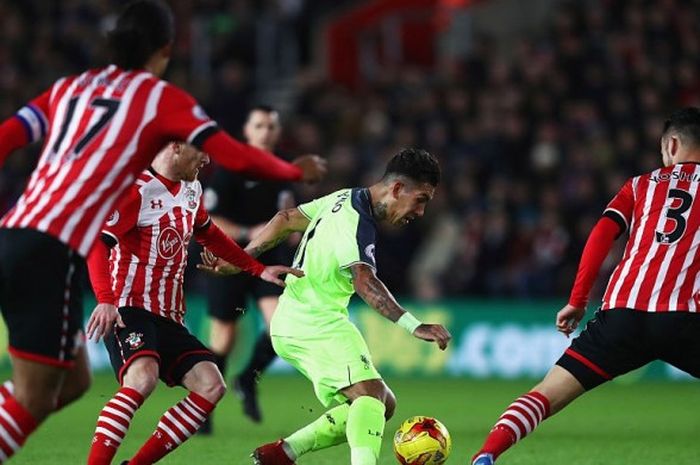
[244,208,311,258]
[0,90,50,165]
[194,222,304,286]
[85,239,125,341]
[202,132,327,182]
[158,85,327,182]
[351,263,452,350]
[559,215,622,336]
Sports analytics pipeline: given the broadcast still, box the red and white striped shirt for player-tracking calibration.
[105,170,204,323]
[88,169,265,325]
[602,162,700,312]
[0,65,302,257]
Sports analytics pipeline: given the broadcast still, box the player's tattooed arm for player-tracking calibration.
[245,207,310,257]
[351,263,405,322]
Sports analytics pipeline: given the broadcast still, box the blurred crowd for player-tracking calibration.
[0,0,698,301]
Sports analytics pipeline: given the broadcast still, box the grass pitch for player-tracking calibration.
[12,372,700,464]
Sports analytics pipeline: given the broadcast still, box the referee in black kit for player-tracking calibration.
[201,105,295,431]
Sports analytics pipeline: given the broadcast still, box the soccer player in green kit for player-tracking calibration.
[199,148,452,465]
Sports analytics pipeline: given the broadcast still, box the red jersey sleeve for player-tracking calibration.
[87,184,142,304]
[0,89,50,165]
[156,85,302,181]
[568,216,620,308]
[87,239,116,305]
[194,219,265,277]
[193,197,212,230]
[603,178,634,236]
[101,184,142,245]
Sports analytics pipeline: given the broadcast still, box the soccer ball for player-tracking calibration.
[393,416,452,465]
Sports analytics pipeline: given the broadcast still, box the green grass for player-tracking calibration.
[12,372,700,464]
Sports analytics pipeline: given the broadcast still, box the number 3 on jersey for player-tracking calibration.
[292,218,321,269]
[656,188,694,244]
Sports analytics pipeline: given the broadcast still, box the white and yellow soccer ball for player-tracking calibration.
[393,416,452,465]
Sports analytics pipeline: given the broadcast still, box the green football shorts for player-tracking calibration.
[271,318,382,407]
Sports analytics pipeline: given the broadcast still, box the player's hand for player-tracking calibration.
[260,265,304,287]
[196,249,241,276]
[413,324,452,350]
[86,303,125,342]
[293,155,327,183]
[556,304,585,338]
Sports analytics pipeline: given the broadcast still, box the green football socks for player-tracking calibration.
[346,396,386,465]
[284,403,350,458]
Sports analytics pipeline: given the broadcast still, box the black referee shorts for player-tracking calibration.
[105,307,216,387]
[0,228,85,368]
[205,272,282,322]
[557,308,700,390]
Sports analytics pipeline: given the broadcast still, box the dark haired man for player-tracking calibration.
[200,148,452,465]
[471,107,700,465]
[202,105,293,429]
[0,0,325,460]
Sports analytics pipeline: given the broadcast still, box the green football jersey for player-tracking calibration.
[270,188,377,336]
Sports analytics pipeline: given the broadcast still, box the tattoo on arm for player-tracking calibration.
[244,208,310,258]
[247,237,287,258]
[351,264,404,322]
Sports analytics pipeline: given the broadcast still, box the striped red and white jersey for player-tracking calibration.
[104,170,209,324]
[602,162,700,312]
[0,64,293,257]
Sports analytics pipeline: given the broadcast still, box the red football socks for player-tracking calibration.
[129,391,215,465]
[473,391,551,461]
[87,387,144,465]
[0,394,38,463]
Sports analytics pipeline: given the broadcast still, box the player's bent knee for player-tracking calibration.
[199,379,226,403]
[122,357,159,396]
[189,373,226,403]
[184,363,227,403]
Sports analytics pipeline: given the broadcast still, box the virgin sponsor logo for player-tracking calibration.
[157,226,183,259]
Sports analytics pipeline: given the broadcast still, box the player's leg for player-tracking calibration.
[202,275,245,433]
[209,317,238,378]
[206,274,246,380]
[88,308,160,465]
[0,229,88,462]
[340,379,395,465]
[274,368,393,465]
[129,325,221,465]
[55,344,92,411]
[235,295,279,423]
[255,322,386,465]
[0,341,92,414]
[471,308,652,465]
[471,366,583,465]
[254,334,351,465]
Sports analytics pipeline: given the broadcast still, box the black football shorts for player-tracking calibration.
[557,308,700,390]
[105,307,215,386]
[0,228,85,368]
[205,272,282,322]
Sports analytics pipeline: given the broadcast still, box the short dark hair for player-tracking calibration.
[248,104,277,115]
[663,107,700,148]
[108,0,175,70]
[383,148,440,186]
